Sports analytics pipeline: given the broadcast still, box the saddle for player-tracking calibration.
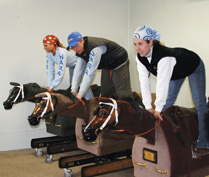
[162,106,199,147]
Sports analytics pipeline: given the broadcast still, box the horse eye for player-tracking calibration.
[100,111,106,115]
[39,102,45,107]
[93,107,100,115]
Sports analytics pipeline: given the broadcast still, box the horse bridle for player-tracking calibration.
[11,84,39,104]
[32,92,54,119]
[33,92,86,120]
[84,98,119,133]
[12,84,24,104]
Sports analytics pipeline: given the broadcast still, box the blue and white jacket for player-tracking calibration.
[46,47,76,89]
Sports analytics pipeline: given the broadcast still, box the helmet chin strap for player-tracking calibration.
[84,98,118,132]
[13,84,24,104]
[39,92,54,118]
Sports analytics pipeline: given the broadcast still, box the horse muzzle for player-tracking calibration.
[3,100,13,110]
[82,127,102,142]
[28,115,40,126]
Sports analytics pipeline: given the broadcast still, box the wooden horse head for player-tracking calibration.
[3,82,46,110]
[82,97,121,142]
[28,92,58,126]
[3,82,25,109]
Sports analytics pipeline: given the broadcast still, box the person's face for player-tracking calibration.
[72,39,84,54]
[43,43,56,53]
[133,38,153,57]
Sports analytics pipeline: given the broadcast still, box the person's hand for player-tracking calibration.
[72,92,83,101]
[46,86,52,91]
[76,94,83,101]
[154,110,163,121]
[72,92,77,97]
[147,108,154,114]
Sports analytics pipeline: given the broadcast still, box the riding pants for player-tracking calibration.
[163,59,209,149]
[101,60,133,100]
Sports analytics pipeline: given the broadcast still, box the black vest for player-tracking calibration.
[76,37,128,70]
[137,43,200,80]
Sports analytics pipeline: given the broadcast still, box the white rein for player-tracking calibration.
[84,98,119,132]
[13,84,24,103]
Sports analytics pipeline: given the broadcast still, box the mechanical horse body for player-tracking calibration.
[31,90,209,176]
[30,91,156,142]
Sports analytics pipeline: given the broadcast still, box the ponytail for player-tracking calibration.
[57,42,71,51]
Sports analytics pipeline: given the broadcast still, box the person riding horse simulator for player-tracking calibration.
[66,32,134,103]
[133,25,209,156]
[43,34,93,99]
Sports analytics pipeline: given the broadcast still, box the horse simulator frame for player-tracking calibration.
[4,82,209,177]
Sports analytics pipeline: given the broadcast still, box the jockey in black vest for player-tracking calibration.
[76,36,128,70]
[133,25,209,156]
[137,42,200,80]
[67,32,133,101]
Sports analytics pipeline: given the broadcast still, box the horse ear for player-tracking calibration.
[10,82,20,86]
[35,93,47,98]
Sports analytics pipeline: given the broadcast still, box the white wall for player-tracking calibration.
[1,0,209,151]
[129,0,209,108]
[0,0,129,151]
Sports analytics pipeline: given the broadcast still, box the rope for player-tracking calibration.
[67,99,85,109]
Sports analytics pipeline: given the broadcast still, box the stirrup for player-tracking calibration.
[191,142,201,159]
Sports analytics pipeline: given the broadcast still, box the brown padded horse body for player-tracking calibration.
[33,92,99,122]
[83,97,156,143]
[93,97,154,135]
[32,92,156,143]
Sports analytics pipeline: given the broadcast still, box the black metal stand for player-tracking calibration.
[31,114,78,163]
[59,149,133,177]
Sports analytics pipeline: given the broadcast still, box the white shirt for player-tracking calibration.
[136,47,176,112]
